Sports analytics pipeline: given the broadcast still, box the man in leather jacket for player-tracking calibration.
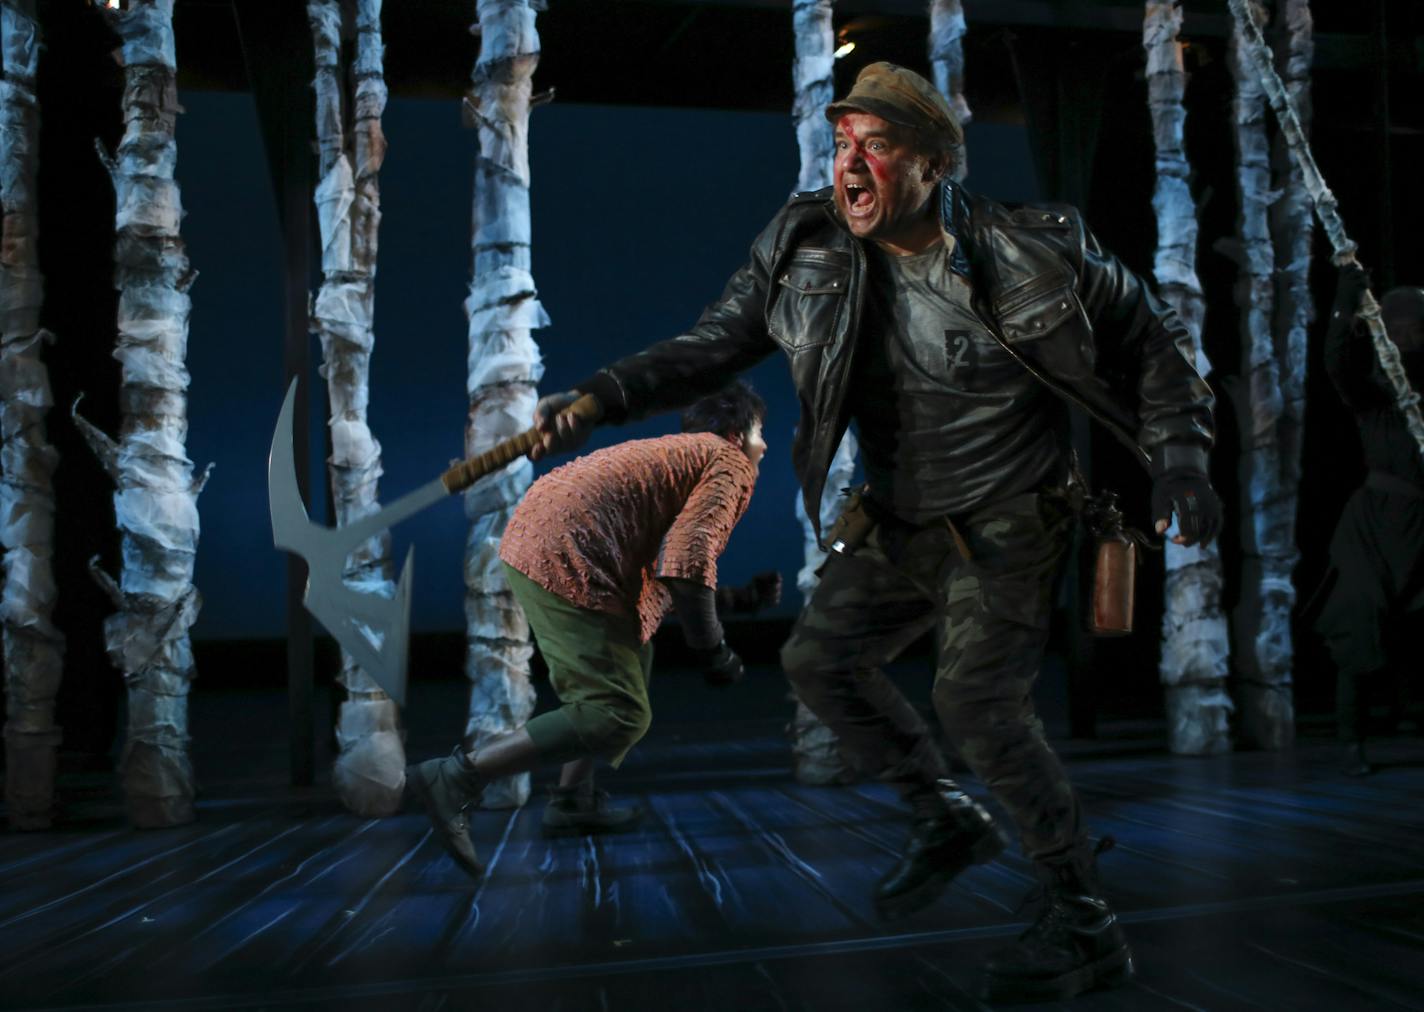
[530,63,1221,1002]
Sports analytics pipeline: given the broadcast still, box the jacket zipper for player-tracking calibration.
[975,297,1152,470]
[812,212,866,509]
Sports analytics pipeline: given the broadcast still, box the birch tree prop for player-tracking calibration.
[1226,0,1424,460]
[75,0,211,828]
[461,0,547,809]
[792,0,835,196]
[786,0,858,786]
[1225,0,1295,748]
[307,0,405,817]
[1,0,65,830]
[1143,1,1233,755]
[1256,0,1313,747]
[927,0,970,180]
[791,435,858,784]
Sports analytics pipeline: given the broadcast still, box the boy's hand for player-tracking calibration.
[690,639,745,687]
[716,571,783,613]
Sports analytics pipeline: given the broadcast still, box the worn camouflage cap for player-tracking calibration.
[824,62,963,148]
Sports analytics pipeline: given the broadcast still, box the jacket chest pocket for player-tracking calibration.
[994,274,1080,343]
[768,249,848,352]
[993,276,1097,379]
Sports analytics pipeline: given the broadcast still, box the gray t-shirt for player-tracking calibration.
[850,241,1063,522]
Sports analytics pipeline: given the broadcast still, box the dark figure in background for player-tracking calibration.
[530,64,1219,1002]
[1316,269,1424,776]
[407,383,778,870]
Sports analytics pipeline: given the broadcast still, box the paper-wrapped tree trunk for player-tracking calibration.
[927,0,970,180]
[792,432,858,784]
[1226,0,1295,749]
[786,0,858,786]
[1253,0,1312,748]
[1143,1,1233,755]
[307,0,405,817]
[74,0,211,828]
[462,0,547,809]
[1,0,65,830]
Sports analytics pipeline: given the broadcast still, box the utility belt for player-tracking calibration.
[824,466,1152,636]
[825,483,979,560]
[825,485,980,565]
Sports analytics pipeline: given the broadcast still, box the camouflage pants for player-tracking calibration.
[781,489,1086,863]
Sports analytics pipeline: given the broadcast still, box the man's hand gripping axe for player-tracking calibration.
[267,379,600,705]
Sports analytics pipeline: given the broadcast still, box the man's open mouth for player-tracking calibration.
[844,183,876,216]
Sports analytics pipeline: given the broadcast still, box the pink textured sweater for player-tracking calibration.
[499,433,757,642]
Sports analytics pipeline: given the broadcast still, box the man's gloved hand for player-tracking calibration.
[529,390,602,462]
[689,639,745,687]
[715,571,783,614]
[1151,470,1222,547]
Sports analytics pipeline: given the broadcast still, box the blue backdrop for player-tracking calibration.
[177,92,1038,641]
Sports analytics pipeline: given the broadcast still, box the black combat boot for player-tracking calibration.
[541,784,644,837]
[874,781,1007,919]
[980,841,1133,1003]
[406,748,486,877]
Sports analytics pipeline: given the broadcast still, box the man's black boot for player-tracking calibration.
[874,782,1007,920]
[980,843,1133,1003]
[406,747,486,877]
[541,784,644,837]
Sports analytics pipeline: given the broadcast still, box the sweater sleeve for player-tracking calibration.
[661,578,724,649]
[655,449,755,590]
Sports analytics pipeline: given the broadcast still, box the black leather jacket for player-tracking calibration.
[580,182,1214,537]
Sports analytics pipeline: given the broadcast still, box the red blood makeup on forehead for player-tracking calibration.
[836,116,887,181]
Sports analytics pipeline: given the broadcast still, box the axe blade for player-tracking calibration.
[269,378,420,707]
[302,546,413,706]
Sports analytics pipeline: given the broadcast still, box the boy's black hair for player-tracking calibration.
[680,380,766,439]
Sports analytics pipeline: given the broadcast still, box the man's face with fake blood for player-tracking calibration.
[833,112,945,254]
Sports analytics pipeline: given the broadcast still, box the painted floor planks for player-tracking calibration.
[1,677,1422,1011]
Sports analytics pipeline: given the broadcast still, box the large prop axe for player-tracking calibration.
[268,379,600,705]
[1226,0,1424,462]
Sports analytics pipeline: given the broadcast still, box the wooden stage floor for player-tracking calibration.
[2,671,1422,1011]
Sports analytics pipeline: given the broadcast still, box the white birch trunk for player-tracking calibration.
[1,0,64,830]
[928,0,970,181]
[74,0,211,828]
[307,0,405,817]
[1249,0,1312,749]
[786,0,858,786]
[792,0,835,196]
[1143,2,1233,755]
[462,0,546,809]
[792,431,858,785]
[1228,0,1295,749]
[1228,0,1423,460]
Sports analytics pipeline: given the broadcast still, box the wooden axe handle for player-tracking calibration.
[438,394,602,494]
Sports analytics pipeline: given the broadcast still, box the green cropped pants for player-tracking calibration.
[504,564,655,768]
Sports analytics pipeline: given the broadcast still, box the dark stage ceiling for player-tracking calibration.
[155,0,1424,117]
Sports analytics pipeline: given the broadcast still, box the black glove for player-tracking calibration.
[715,571,783,614]
[1326,262,1371,343]
[689,639,745,687]
[1151,469,1222,547]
